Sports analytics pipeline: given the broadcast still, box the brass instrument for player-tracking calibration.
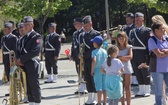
[2,70,8,83]
[3,50,27,105]
[77,43,86,105]
[78,43,85,83]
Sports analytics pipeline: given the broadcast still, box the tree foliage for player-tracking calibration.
[127,0,168,13]
[1,0,72,20]
[0,0,72,33]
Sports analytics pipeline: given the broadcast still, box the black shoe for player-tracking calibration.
[5,93,9,96]
[135,94,145,97]
[44,81,53,83]
[81,91,88,94]
[74,91,80,94]
[131,84,138,86]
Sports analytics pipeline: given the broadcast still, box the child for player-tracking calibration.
[116,31,133,105]
[91,36,108,105]
[101,45,124,105]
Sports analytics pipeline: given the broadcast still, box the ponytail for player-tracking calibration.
[107,56,111,66]
[106,45,119,67]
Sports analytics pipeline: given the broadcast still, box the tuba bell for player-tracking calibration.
[3,50,27,105]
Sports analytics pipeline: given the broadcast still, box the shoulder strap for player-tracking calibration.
[151,36,157,44]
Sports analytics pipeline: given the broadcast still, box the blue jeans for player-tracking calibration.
[151,72,168,105]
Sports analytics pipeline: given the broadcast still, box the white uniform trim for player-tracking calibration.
[132,29,146,50]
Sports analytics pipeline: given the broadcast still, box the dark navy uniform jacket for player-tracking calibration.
[44,32,61,58]
[19,31,43,73]
[71,28,84,61]
[1,34,17,62]
[129,25,152,62]
[122,24,135,37]
[81,29,100,64]
[16,36,24,58]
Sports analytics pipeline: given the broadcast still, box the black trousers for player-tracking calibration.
[24,61,41,103]
[84,62,96,92]
[3,55,10,81]
[75,58,80,74]
[131,59,150,85]
[45,57,58,75]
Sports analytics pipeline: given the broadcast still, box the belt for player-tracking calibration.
[132,46,146,50]
[45,48,55,51]
[3,52,10,55]
[32,56,39,61]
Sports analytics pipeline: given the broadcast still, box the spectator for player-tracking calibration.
[60,31,66,45]
[116,31,133,105]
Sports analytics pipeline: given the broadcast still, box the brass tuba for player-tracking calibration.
[6,50,27,105]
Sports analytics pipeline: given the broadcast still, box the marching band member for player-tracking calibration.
[129,12,152,97]
[71,17,88,94]
[1,22,17,82]
[44,23,61,83]
[81,15,100,105]
[16,16,43,105]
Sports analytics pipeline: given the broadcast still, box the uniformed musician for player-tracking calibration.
[81,15,100,105]
[44,23,61,83]
[129,12,152,97]
[1,22,17,81]
[122,12,135,38]
[16,23,25,58]
[71,17,88,94]
[16,16,43,105]
[9,21,20,38]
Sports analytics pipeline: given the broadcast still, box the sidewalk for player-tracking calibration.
[0,43,156,105]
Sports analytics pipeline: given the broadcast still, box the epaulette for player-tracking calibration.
[11,34,17,37]
[55,33,60,37]
[95,30,100,34]
[32,32,41,38]
[146,27,152,31]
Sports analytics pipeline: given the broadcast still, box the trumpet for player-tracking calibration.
[3,50,27,105]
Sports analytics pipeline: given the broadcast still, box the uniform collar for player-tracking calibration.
[85,28,93,34]
[78,28,83,33]
[128,23,133,27]
[136,25,144,30]
[49,32,55,36]
[27,29,34,37]
[5,33,12,37]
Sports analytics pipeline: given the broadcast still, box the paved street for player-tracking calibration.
[0,43,156,105]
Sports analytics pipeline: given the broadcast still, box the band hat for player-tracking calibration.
[82,15,92,24]
[48,23,57,27]
[17,23,24,29]
[4,22,13,28]
[91,36,103,46]
[125,12,134,18]
[135,12,144,17]
[73,17,82,23]
[23,16,33,23]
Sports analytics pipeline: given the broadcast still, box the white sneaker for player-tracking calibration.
[53,75,57,83]
[44,74,53,83]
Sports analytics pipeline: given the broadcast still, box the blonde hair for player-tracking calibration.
[152,15,168,34]
[116,31,128,49]
[107,45,118,66]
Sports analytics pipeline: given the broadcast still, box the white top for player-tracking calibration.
[102,58,124,75]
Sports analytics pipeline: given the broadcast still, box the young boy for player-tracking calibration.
[91,36,108,105]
